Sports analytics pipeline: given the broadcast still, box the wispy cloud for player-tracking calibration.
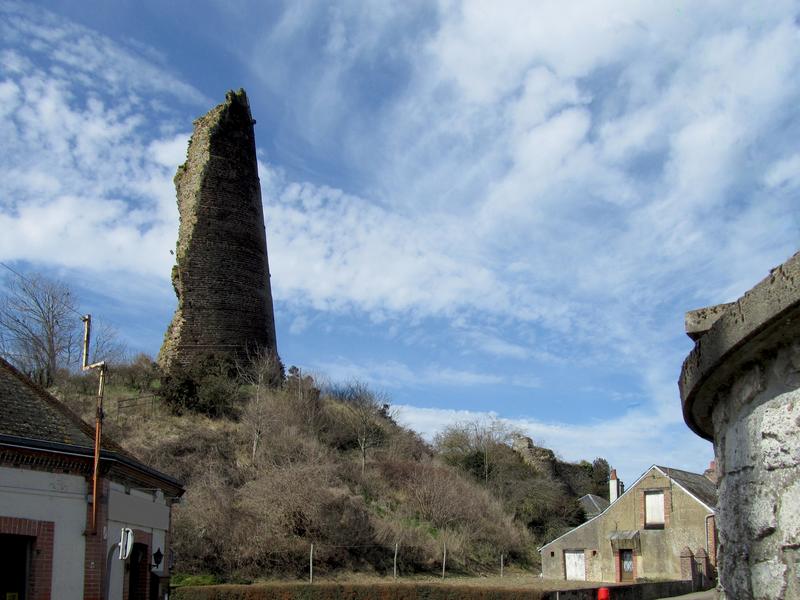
[307,357,538,390]
[1,1,796,477]
[0,2,204,281]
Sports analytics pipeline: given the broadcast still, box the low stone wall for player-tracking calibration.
[542,580,695,599]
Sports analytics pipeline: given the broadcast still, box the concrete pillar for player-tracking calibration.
[695,548,709,588]
[680,546,696,585]
[680,250,800,600]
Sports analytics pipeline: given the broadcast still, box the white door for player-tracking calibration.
[564,550,586,580]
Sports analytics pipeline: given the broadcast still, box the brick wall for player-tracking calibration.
[124,529,153,600]
[706,515,717,566]
[83,477,109,600]
[159,89,278,374]
[0,515,54,600]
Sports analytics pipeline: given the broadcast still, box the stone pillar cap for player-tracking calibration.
[679,250,800,440]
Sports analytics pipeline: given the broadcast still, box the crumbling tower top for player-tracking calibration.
[158,89,277,372]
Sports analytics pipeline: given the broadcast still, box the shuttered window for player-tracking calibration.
[645,491,665,528]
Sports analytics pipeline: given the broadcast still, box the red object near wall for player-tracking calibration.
[598,587,610,600]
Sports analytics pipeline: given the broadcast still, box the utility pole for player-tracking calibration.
[81,315,107,534]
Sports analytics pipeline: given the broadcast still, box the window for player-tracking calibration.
[644,491,665,528]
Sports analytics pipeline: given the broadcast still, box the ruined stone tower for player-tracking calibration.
[158,89,277,372]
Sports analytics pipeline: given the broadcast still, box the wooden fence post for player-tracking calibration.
[442,541,447,579]
[393,542,398,580]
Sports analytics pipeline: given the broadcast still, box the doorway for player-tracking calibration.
[0,534,32,600]
[128,542,150,600]
[619,549,634,582]
[564,549,586,580]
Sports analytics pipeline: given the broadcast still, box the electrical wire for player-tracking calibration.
[0,261,87,319]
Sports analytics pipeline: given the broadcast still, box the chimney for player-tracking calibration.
[609,469,623,503]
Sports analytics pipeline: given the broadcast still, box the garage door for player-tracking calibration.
[564,550,586,580]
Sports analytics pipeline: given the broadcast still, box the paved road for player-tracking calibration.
[656,590,717,600]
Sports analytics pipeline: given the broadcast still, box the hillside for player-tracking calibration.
[56,357,610,582]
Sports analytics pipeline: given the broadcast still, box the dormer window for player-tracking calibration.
[644,491,665,528]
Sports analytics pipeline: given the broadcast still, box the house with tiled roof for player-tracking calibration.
[578,493,609,520]
[540,464,717,586]
[0,357,183,600]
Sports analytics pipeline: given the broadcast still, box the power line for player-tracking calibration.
[0,261,86,319]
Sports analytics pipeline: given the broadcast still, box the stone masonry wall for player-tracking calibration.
[158,89,277,372]
[711,344,800,599]
[680,250,800,599]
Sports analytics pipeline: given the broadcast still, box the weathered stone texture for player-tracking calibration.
[680,250,800,599]
[158,89,277,372]
[713,370,800,600]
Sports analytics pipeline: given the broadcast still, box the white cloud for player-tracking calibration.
[0,0,796,479]
[0,3,204,282]
[765,154,800,189]
[0,1,207,105]
[306,356,538,390]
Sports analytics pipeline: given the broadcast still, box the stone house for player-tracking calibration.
[0,357,184,600]
[540,465,716,584]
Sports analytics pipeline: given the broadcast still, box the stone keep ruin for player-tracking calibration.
[159,90,278,372]
[680,250,800,599]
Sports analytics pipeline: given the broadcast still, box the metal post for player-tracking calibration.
[393,542,398,580]
[501,553,504,578]
[81,315,107,535]
[442,541,447,579]
[309,543,314,584]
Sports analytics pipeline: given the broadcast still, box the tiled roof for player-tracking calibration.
[0,357,135,456]
[658,465,717,509]
[579,493,610,516]
[0,357,119,449]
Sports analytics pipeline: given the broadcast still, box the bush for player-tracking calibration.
[172,583,547,600]
[112,353,159,392]
[171,573,222,588]
[159,355,240,417]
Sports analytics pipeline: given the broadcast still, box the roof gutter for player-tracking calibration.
[0,434,184,495]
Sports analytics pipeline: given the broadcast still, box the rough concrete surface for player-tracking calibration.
[684,303,735,342]
[655,590,718,600]
[713,376,800,600]
[158,89,277,372]
[680,250,800,599]
[680,250,800,440]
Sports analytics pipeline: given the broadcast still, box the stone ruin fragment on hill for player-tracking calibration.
[158,89,278,373]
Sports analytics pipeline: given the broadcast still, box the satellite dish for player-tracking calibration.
[119,528,134,560]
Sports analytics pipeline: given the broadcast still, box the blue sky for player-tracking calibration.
[1,0,799,482]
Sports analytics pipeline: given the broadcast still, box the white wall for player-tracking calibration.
[0,465,87,599]
[106,482,171,600]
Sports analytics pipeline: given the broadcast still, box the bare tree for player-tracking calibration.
[286,366,323,437]
[0,273,80,386]
[435,418,515,485]
[237,347,283,462]
[327,381,389,477]
[88,319,129,366]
